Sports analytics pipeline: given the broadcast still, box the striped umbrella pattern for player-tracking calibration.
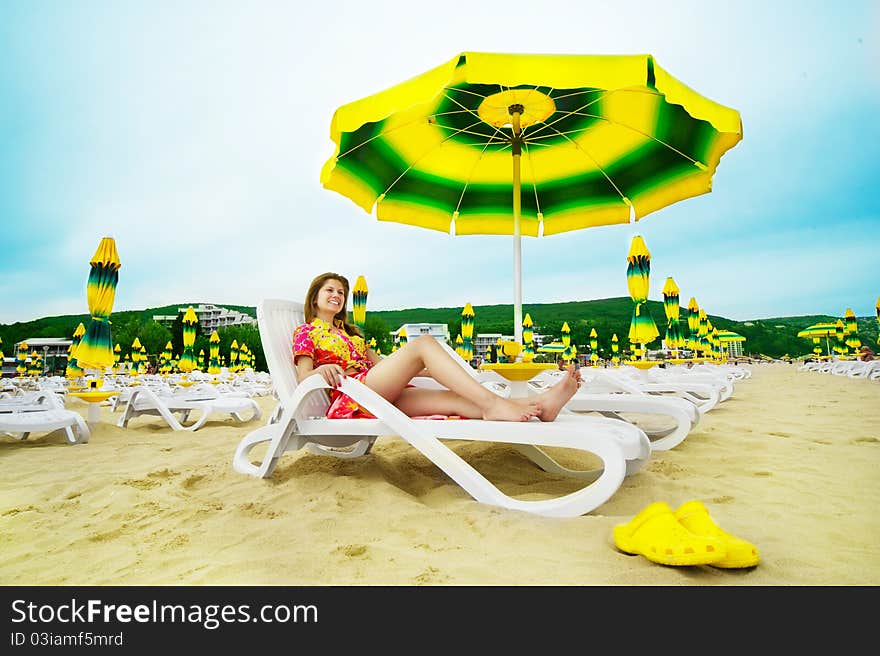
[626,235,659,351]
[797,322,837,356]
[76,237,121,373]
[321,52,742,344]
[611,333,619,367]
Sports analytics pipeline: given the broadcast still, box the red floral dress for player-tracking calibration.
[292,318,376,419]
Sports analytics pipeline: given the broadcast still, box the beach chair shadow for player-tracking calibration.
[232,299,651,518]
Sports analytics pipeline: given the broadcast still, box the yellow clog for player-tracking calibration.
[674,500,760,569]
[613,502,727,566]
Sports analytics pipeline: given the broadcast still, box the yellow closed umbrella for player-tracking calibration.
[626,235,659,355]
[208,331,221,375]
[461,303,474,362]
[352,276,368,332]
[179,306,199,374]
[76,237,121,376]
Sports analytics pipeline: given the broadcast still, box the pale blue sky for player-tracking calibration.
[1,0,878,325]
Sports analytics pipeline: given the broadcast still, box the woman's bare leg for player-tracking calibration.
[363,335,540,422]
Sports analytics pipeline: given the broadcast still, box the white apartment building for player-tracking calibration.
[153,304,256,335]
[392,323,450,346]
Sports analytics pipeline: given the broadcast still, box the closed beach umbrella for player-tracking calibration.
[455,334,464,358]
[322,52,742,344]
[589,327,599,366]
[130,337,142,373]
[199,348,206,370]
[208,331,221,375]
[844,308,860,354]
[229,339,240,373]
[698,308,711,357]
[611,333,620,367]
[626,235,659,353]
[113,343,121,372]
[662,277,684,353]
[76,237,121,374]
[179,306,199,374]
[352,275,368,332]
[65,322,86,378]
[461,303,474,362]
[561,321,573,362]
[16,341,28,377]
[138,345,147,374]
[686,297,700,353]
[398,328,408,347]
[522,313,534,361]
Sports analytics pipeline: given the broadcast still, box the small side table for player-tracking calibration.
[479,362,557,397]
[68,390,117,425]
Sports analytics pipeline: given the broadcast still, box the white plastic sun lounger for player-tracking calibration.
[232,299,652,518]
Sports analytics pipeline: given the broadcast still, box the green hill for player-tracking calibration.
[1,299,876,365]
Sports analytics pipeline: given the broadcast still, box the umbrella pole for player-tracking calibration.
[511,106,523,349]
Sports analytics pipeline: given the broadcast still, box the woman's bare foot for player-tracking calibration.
[535,365,579,421]
[483,395,541,422]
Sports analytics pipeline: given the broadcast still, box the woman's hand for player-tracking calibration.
[316,363,346,388]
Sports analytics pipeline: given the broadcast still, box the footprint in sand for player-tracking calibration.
[852,436,880,444]
[414,566,450,584]
[336,544,368,558]
[768,431,792,438]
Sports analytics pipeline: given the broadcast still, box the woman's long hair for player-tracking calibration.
[303,272,362,337]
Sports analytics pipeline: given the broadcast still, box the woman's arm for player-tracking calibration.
[295,355,346,388]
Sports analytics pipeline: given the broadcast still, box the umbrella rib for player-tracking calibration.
[378,116,500,197]
[453,135,508,216]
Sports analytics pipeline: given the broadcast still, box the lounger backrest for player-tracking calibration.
[257,299,330,418]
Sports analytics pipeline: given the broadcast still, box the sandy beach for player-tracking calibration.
[1,362,878,586]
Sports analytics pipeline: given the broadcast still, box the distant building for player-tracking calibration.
[152,304,256,335]
[392,323,450,346]
[3,338,73,377]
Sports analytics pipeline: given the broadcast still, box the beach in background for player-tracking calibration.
[2,362,878,586]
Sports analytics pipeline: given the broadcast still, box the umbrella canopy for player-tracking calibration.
[76,237,121,372]
[626,235,659,348]
[686,297,700,352]
[179,306,199,373]
[717,330,745,343]
[16,341,28,377]
[589,327,599,365]
[322,52,742,343]
[461,302,474,361]
[352,275,368,331]
[537,341,566,354]
[797,321,837,356]
[611,333,620,366]
[229,339,240,372]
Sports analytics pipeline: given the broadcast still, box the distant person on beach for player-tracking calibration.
[292,272,581,422]
[859,346,874,362]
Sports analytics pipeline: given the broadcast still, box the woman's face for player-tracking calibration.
[314,278,347,319]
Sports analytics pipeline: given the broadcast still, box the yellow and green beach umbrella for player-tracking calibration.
[455,334,464,358]
[179,306,199,374]
[208,331,221,375]
[398,328,408,347]
[797,322,837,356]
[16,341,28,377]
[461,302,474,362]
[843,308,860,354]
[65,322,86,378]
[113,343,121,372]
[76,237,121,374]
[229,339,240,373]
[662,277,685,354]
[322,51,742,344]
[521,313,534,362]
[686,297,700,353]
[561,321,573,362]
[352,275,368,332]
[611,333,620,367]
[589,327,599,366]
[626,235,659,353]
[717,330,745,359]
